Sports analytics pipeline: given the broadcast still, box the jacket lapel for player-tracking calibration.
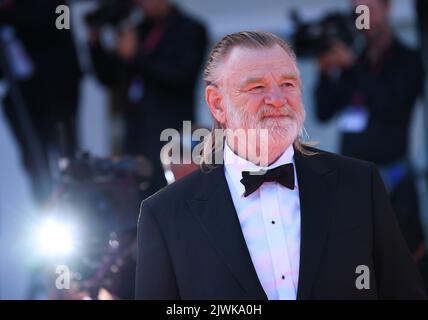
[187,166,267,300]
[294,150,339,300]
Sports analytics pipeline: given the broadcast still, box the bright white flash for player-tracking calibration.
[36,218,76,257]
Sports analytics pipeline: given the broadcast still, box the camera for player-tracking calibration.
[290,10,360,58]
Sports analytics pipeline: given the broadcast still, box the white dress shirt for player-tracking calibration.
[224,143,301,300]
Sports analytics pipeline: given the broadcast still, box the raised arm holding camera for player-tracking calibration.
[87,0,208,195]
[314,0,427,283]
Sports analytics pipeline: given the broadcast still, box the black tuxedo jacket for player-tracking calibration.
[135,148,426,299]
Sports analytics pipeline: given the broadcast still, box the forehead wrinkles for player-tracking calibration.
[228,64,301,91]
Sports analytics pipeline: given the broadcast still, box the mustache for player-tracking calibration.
[259,106,297,120]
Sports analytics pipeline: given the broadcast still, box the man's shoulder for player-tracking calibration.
[297,146,379,198]
[298,146,375,174]
[141,166,218,210]
[142,147,378,212]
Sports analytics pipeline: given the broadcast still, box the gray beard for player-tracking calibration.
[225,104,304,152]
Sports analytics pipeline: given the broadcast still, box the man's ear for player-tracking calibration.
[205,85,226,125]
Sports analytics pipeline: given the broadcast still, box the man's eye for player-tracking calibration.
[249,85,264,92]
[281,82,295,88]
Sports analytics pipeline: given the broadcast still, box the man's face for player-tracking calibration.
[216,45,305,152]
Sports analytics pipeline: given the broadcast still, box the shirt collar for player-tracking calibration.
[224,142,296,197]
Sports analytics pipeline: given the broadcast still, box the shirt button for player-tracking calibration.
[271,221,275,224]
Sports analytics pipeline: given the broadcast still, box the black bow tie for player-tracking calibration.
[240,163,295,197]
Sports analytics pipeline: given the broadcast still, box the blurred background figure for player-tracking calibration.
[311,0,427,283]
[416,0,428,178]
[87,0,208,195]
[0,0,82,205]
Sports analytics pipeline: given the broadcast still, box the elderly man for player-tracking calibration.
[135,31,425,299]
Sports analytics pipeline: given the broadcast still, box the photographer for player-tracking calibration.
[314,0,427,278]
[87,0,207,194]
[0,0,82,204]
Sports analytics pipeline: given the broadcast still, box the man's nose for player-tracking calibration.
[264,85,286,108]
